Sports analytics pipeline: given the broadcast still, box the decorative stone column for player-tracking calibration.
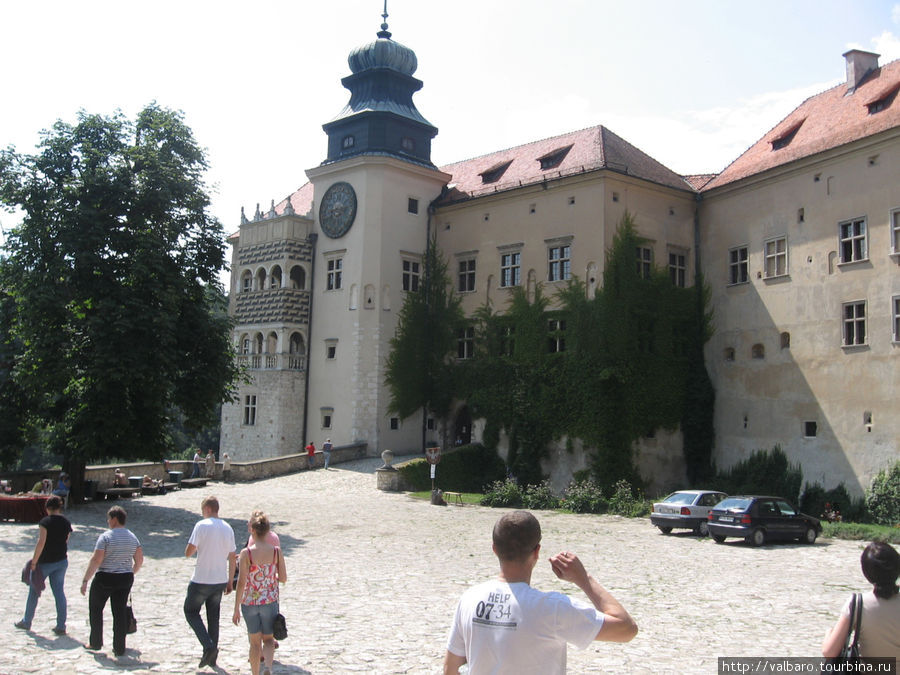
[376,449,399,491]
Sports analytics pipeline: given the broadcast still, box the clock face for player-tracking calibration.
[319,182,357,239]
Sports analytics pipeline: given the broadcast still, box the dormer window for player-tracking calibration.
[342,135,355,149]
[866,82,900,114]
[537,145,573,170]
[479,160,512,184]
[401,136,416,152]
[770,119,805,150]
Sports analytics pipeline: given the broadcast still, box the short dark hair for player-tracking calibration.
[46,495,64,511]
[492,511,541,563]
[861,541,900,599]
[108,505,127,525]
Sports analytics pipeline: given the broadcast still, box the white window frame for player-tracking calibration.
[838,217,868,264]
[893,295,900,343]
[668,250,687,288]
[321,407,333,429]
[764,235,788,278]
[457,326,475,359]
[636,246,653,279]
[243,394,257,426]
[458,258,476,293]
[500,251,521,288]
[891,209,900,255]
[842,300,867,347]
[548,318,566,353]
[402,258,421,292]
[728,246,749,285]
[547,244,571,282]
[326,256,343,290]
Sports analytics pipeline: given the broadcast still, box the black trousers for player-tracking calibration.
[88,571,134,654]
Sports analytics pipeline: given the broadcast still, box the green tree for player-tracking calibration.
[0,104,239,496]
[385,235,463,450]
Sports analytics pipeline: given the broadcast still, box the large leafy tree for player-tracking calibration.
[0,104,239,495]
[385,234,463,450]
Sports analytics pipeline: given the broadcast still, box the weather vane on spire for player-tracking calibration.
[378,0,391,39]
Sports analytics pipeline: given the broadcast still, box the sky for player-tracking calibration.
[2,0,900,259]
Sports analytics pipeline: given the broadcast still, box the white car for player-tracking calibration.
[650,490,727,536]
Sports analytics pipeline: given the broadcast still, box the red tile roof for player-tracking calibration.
[703,58,900,191]
[683,173,717,191]
[435,125,694,204]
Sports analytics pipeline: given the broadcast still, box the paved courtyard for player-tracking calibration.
[1,457,868,674]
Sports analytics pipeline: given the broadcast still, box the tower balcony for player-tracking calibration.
[237,352,306,372]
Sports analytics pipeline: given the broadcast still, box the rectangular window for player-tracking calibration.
[458,259,476,293]
[325,340,337,360]
[390,417,399,430]
[326,257,343,290]
[729,246,749,285]
[408,198,419,214]
[893,296,900,342]
[668,252,686,287]
[402,259,420,292]
[636,246,653,279]
[804,421,817,438]
[243,395,257,426]
[457,326,474,359]
[548,319,566,353]
[500,325,515,357]
[839,218,867,263]
[500,252,521,288]
[764,236,788,278]
[323,414,332,429]
[548,245,571,282]
[426,417,435,430]
[842,301,866,346]
[892,210,900,254]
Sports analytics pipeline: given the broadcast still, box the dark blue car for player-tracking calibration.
[706,495,822,546]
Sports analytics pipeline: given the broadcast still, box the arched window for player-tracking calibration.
[254,333,264,354]
[266,332,278,353]
[270,265,283,289]
[290,265,306,290]
[240,334,251,355]
[256,267,267,291]
[289,332,305,354]
[751,343,765,359]
[724,347,735,362]
[780,332,791,349]
[241,270,253,293]
[288,332,305,370]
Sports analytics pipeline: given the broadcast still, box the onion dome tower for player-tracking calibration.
[322,7,438,167]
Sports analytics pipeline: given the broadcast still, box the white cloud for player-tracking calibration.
[872,31,900,62]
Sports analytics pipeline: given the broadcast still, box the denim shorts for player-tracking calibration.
[241,601,279,635]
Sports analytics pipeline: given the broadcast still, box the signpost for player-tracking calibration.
[425,446,441,491]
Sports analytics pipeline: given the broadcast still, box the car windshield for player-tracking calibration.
[716,497,752,511]
[662,492,697,505]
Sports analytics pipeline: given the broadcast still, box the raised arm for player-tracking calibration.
[549,551,638,642]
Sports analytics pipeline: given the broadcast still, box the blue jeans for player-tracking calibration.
[184,582,226,650]
[21,558,68,630]
[191,463,200,478]
[323,451,331,469]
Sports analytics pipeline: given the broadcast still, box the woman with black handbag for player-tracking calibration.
[232,512,287,675]
[822,541,900,660]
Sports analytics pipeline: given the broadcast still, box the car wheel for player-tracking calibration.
[712,534,726,543]
[694,520,709,537]
[657,526,673,534]
[802,526,817,544]
[747,528,765,547]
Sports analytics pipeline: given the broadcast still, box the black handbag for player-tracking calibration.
[126,594,137,634]
[827,592,861,665]
[273,612,287,641]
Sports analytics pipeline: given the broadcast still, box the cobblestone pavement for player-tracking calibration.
[1,457,869,674]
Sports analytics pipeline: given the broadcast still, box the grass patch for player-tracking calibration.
[409,491,483,505]
[822,521,900,544]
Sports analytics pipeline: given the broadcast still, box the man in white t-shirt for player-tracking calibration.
[184,496,236,669]
[444,511,637,675]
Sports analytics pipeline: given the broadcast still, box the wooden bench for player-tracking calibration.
[97,487,140,499]
[443,491,464,506]
[179,477,209,488]
[140,483,177,495]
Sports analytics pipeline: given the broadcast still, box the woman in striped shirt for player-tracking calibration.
[81,505,143,657]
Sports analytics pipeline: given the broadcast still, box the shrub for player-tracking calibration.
[398,444,507,493]
[562,479,608,514]
[866,460,900,527]
[714,445,803,503]
[800,482,864,521]
[607,479,647,517]
[522,481,559,510]
[480,479,523,508]
[822,521,900,545]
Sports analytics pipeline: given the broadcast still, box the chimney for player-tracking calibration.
[843,49,880,93]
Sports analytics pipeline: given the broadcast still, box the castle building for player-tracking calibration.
[221,18,899,495]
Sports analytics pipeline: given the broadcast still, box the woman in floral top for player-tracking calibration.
[233,512,287,675]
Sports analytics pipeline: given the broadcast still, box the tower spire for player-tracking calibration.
[378,0,391,39]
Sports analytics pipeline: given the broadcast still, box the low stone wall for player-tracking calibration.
[0,442,368,494]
